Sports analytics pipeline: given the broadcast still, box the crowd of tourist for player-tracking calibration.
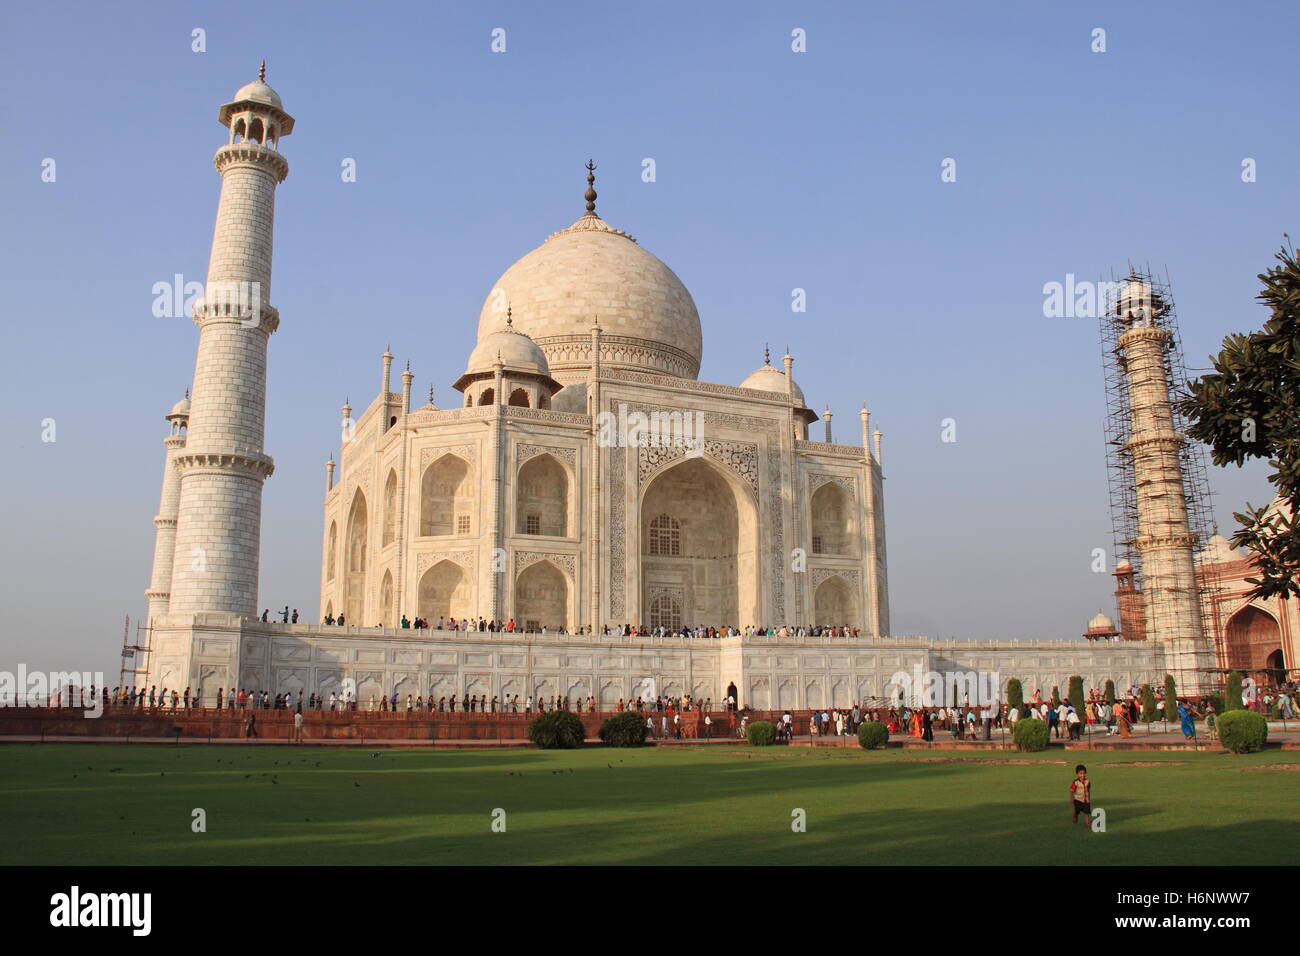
[18,680,1299,750]
[310,614,861,638]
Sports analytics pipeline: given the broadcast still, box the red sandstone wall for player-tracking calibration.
[0,707,793,741]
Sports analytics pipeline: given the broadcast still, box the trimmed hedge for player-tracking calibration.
[1006,678,1024,713]
[1224,672,1244,711]
[1141,684,1159,723]
[1103,679,1116,705]
[1013,717,1049,752]
[746,720,777,747]
[1163,675,1178,722]
[857,721,889,750]
[1068,676,1085,726]
[527,711,586,749]
[598,710,647,747]
[1217,710,1268,754]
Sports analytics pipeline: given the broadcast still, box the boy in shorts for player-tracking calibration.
[1070,764,1092,827]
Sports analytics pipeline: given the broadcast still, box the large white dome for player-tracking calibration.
[477,210,702,380]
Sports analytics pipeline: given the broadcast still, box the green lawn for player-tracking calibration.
[1,743,1296,865]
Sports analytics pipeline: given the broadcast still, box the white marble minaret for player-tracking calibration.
[166,65,293,617]
[143,394,191,623]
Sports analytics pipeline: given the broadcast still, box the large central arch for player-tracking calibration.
[639,456,758,627]
[1224,604,1282,672]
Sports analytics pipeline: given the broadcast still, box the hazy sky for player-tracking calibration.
[1,0,1292,676]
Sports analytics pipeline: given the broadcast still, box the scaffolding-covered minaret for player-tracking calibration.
[1101,271,1214,692]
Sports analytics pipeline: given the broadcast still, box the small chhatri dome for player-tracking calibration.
[1087,612,1116,632]
[167,391,191,419]
[233,60,283,110]
[219,62,294,134]
[740,348,807,406]
[464,312,550,377]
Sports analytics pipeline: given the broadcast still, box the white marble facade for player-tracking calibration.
[142,72,1177,703]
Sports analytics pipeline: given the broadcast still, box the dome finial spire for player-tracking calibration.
[258,60,266,82]
[763,343,770,366]
[584,159,597,215]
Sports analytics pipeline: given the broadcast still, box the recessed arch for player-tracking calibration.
[516,453,569,536]
[810,481,853,555]
[420,454,474,536]
[508,387,530,407]
[813,574,858,625]
[344,490,368,624]
[378,570,394,627]
[478,388,495,406]
[417,560,473,623]
[639,456,758,627]
[382,469,398,546]
[325,520,338,580]
[514,560,568,632]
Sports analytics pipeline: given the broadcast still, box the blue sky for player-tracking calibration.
[1,0,1293,674]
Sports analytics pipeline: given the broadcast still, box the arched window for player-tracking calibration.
[478,388,495,406]
[508,388,530,408]
[648,514,680,556]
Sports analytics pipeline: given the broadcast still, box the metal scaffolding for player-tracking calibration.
[1099,268,1216,673]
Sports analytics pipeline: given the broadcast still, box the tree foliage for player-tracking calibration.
[1068,676,1086,725]
[1163,674,1178,722]
[1179,244,1300,601]
[1006,678,1024,713]
[1225,672,1245,712]
[1141,684,1158,723]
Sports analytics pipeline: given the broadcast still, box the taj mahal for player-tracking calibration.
[134,69,1296,708]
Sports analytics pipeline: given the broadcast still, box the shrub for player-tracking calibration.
[1103,679,1116,705]
[1207,694,1224,715]
[746,720,777,747]
[527,711,586,749]
[1163,675,1178,721]
[1217,710,1269,754]
[598,710,647,747]
[857,721,889,750]
[1141,684,1158,723]
[1224,672,1244,711]
[1050,685,1061,706]
[1006,678,1024,713]
[1013,717,1049,752]
[1268,697,1282,719]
